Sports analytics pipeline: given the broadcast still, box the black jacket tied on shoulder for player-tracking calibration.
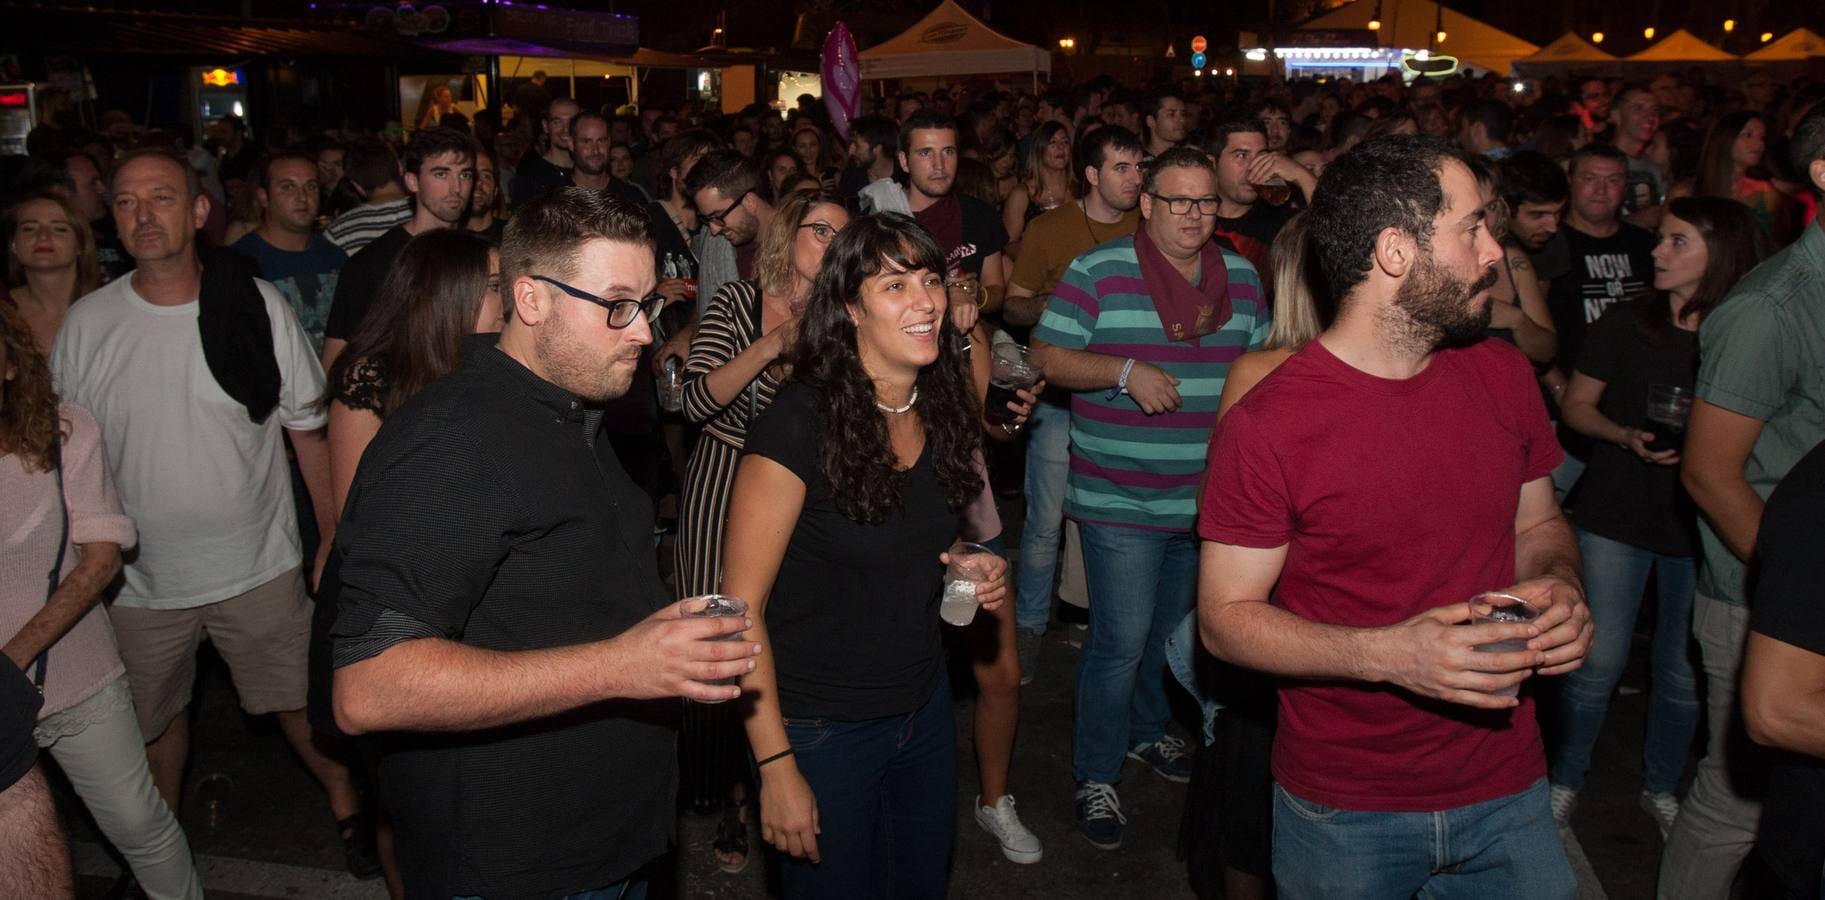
[197,246,281,423]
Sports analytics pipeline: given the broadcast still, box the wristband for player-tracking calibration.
[1106,358,1137,400]
[756,748,795,769]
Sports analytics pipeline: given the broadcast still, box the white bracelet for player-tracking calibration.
[1108,358,1137,400]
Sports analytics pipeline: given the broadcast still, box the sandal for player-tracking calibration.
[712,803,750,874]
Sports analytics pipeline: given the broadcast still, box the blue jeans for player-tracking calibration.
[1272,778,1575,900]
[456,878,644,900]
[1549,529,1699,794]
[1072,522,1198,784]
[778,672,956,899]
[1014,399,1071,634]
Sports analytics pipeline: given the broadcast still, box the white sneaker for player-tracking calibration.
[1549,784,1578,827]
[1639,790,1680,840]
[975,794,1043,864]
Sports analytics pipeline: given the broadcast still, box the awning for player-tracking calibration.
[1744,29,1825,62]
[859,0,1050,80]
[1627,30,1735,62]
[1521,33,1617,64]
[9,5,452,60]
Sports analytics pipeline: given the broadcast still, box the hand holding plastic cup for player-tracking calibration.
[684,594,748,700]
[1469,592,1539,697]
[1642,384,1694,455]
[986,343,1041,425]
[940,542,996,626]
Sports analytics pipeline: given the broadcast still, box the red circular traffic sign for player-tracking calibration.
[1191,35,1208,54]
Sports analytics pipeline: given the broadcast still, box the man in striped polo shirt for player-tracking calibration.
[1031,146,1269,850]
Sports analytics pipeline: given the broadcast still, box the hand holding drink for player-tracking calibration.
[985,343,1041,425]
[939,542,997,626]
[1640,384,1693,458]
[1468,593,1539,697]
[682,594,749,700]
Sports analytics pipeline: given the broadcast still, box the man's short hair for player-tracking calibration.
[569,111,609,139]
[500,187,656,289]
[1498,150,1569,209]
[1791,104,1825,200]
[1462,99,1514,144]
[1568,141,1628,177]
[257,151,319,190]
[343,138,401,193]
[110,147,201,200]
[1142,145,1216,194]
[1330,111,1373,147]
[1078,125,1143,175]
[1146,90,1184,123]
[401,127,480,177]
[897,110,959,155]
[1309,135,1468,304]
[1199,119,1267,157]
[683,148,760,204]
[849,115,899,157]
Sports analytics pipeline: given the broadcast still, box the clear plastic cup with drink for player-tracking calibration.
[1251,175,1291,206]
[1469,592,1538,697]
[684,593,748,700]
[985,343,1040,425]
[658,357,685,412]
[1643,384,1694,454]
[940,542,996,626]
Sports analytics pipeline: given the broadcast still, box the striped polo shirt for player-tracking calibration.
[1034,234,1268,532]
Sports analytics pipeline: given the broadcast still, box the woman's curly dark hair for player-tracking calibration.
[790,212,983,524]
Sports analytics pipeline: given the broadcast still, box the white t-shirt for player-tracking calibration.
[52,273,328,609]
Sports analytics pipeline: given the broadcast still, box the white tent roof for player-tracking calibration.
[1744,28,1825,62]
[1300,0,1538,75]
[859,0,1050,79]
[1522,33,1617,63]
[1627,30,1735,62]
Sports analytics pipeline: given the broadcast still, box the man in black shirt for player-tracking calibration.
[1536,143,1656,490]
[569,111,650,205]
[1743,440,1825,899]
[510,97,579,209]
[320,127,478,370]
[857,111,1007,312]
[330,188,758,899]
[1202,119,1308,283]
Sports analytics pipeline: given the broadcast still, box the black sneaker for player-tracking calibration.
[339,813,384,880]
[1128,735,1193,783]
[1075,781,1126,850]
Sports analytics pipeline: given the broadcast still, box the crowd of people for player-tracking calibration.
[1,61,1823,900]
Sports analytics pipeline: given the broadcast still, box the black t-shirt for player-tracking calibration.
[91,215,132,283]
[330,337,675,897]
[1751,439,1825,899]
[324,225,413,343]
[914,193,1008,281]
[0,662,42,792]
[743,383,962,721]
[510,154,570,209]
[1568,301,1701,556]
[1540,222,1656,459]
[1213,203,1293,288]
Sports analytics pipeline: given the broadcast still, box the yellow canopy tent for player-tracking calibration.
[1523,33,1617,64]
[858,0,1050,81]
[1744,29,1825,62]
[1298,0,1539,75]
[1627,30,1735,62]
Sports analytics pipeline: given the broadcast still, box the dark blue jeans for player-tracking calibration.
[778,672,956,899]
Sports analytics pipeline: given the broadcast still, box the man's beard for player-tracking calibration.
[1390,253,1499,352]
[535,307,636,403]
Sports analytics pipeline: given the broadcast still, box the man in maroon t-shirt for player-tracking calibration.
[1198,135,1593,898]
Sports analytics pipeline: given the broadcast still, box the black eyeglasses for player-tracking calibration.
[798,221,839,244]
[700,189,752,228]
[1147,192,1221,216]
[531,275,664,329]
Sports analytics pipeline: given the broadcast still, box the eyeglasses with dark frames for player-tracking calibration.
[700,189,752,228]
[531,275,665,329]
[797,221,840,244]
[1147,192,1221,216]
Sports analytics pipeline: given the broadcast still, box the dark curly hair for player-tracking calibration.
[1309,134,1466,308]
[790,212,983,524]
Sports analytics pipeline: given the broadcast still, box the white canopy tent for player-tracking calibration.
[1744,29,1825,62]
[859,0,1050,82]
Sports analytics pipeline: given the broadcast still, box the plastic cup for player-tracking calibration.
[1643,384,1693,454]
[684,594,747,700]
[1469,592,1538,697]
[658,357,685,412]
[986,343,1040,425]
[940,542,996,626]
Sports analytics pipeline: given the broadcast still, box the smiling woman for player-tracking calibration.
[719,212,1008,899]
